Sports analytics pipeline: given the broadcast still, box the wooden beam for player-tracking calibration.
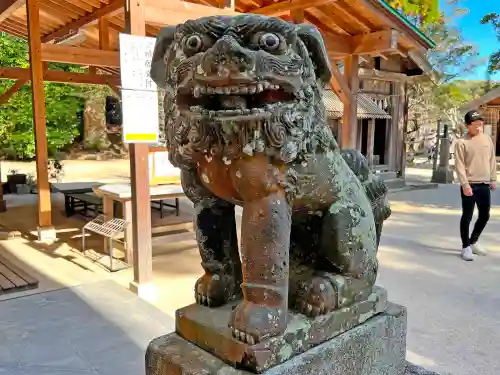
[324,29,399,57]
[330,62,350,104]
[0,0,25,23]
[341,55,359,150]
[0,79,28,105]
[41,0,123,43]
[41,44,120,67]
[290,9,305,23]
[324,33,352,55]
[358,68,408,81]
[26,0,52,230]
[144,0,239,26]
[108,84,120,95]
[253,0,338,16]
[0,67,121,85]
[124,0,154,299]
[352,29,398,55]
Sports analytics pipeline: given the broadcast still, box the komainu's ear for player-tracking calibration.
[296,24,332,84]
[150,26,176,88]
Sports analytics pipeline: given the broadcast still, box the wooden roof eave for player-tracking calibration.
[460,88,500,113]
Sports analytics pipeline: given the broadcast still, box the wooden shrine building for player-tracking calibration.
[0,0,434,297]
[461,87,500,157]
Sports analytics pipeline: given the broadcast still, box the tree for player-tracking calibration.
[388,0,440,27]
[480,13,500,74]
[0,32,111,160]
[405,2,484,131]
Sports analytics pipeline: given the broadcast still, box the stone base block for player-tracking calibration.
[146,303,407,375]
[431,167,454,184]
[37,226,57,244]
[176,286,387,372]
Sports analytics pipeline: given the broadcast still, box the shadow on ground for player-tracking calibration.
[0,242,174,375]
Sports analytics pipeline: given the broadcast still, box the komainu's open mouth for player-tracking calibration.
[177,81,296,119]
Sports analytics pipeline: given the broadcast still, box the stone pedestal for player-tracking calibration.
[146,301,408,375]
[431,138,454,184]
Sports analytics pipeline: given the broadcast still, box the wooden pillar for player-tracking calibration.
[124,0,155,300]
[99,17,110,50]
[356,119,362,151]
[388,82,398,171]
[26,0,54,239]
[0,163,5,212]
[385,118,392,168]
[367,118,375,166]
[392,82,406,176]
[341,55,359,149]
[399,82,409,178]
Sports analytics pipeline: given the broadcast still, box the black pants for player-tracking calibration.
[460,183,491,248]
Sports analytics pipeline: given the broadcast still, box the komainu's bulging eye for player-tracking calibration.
[259,32,281,51]
[183,35,203,53]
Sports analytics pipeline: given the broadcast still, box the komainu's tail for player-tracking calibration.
[340,149,391,246]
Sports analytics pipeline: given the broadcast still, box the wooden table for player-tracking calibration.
[52,182,103,217]
[93,184,189,263]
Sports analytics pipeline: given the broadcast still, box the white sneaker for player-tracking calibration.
[471,243,487,256]
[461,246,474,261]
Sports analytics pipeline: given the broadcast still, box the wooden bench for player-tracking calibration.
[0,254,38,295]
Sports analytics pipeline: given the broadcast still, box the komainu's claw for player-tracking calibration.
[294,274,338,318]
[194,272,241,307]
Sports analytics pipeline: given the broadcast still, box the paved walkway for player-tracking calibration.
[381,184,500,375]
[0,280,173,375]
[2,160,500,374]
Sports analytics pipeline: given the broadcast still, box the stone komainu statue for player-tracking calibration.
[150,15,391,345]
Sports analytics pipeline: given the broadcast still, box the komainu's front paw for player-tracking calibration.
[294,274,338,317]
[195,272,241,307]
[229,301,288,345]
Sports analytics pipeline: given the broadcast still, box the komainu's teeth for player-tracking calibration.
[193,85,201,98]
[271,84,280,90]
[190,106,202,113]
[223,87,231,95]
[230,86,240,94]
[248,86,257,94]
[256,83,264,93]
[263,82,270,89]
[207,87,214,94]
[199,86,206,94]
[215,87,225,94]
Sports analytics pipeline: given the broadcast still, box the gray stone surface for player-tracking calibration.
[405,363,442,375]
[146,303,407,375]
[0,280,174,375]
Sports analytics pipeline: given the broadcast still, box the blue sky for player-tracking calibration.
[441,0,499,80]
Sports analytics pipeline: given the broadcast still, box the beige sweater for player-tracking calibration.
[454,133,497,188]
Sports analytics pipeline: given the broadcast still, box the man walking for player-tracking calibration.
[454,110,496,261]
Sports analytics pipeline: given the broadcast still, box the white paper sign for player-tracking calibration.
[119,33,159,143]
[121,89,159,143]
[119,33,157,91]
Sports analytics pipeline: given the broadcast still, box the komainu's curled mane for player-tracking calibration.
[150,15,391,347]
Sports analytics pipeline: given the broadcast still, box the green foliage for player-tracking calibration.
[406,2,486,129]
[0,32,110,160]
[480,13,500,74]
[387,0,440,27]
